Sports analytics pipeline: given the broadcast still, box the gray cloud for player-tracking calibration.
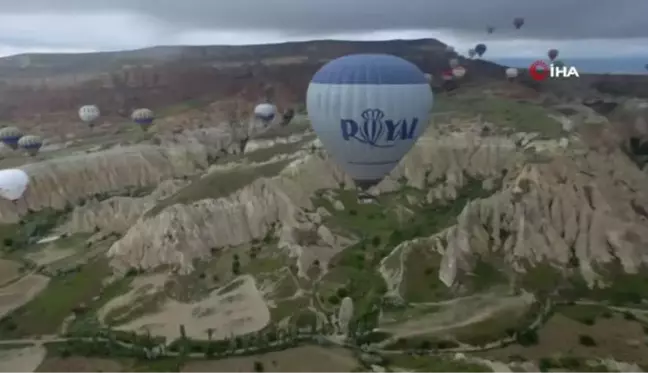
[3,0,648,39]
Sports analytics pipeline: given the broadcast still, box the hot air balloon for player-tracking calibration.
[449,58,460,69]
[131,108,155,130]
[254,103,277,125]
[548,49,559,61]
[0,127,23,150]
[0,168,29,201]
[513,17,525,29]
[281,108,295,126]
[424,73,433,84]
[452,66,466,79]
[441,70,454,81]
[306,54,433,191]
[475,44,487,57]
[79,105,100,127]
[505,67,519,81]
[487,26,495,34]
[468,49,477,59]
[18,135,43,156]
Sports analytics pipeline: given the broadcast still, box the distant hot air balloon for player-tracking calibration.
[548,49,559,61]
[449,58,460,69]
[424,73,433,84]
[452,66,466,79]
[131,108,155,130]
[475,44,487,57]
[281,108,295,126]
[505,67,519,81]
[0,127,23,150]
[79,105,100,127]
[254,103,277,125]
[513,17,525,29]
[18,135,43,156]
[441,70,454,81]
[0,168,29,201]
[306,54,433,191]
[468,49,477,59]
[487,26,495,34]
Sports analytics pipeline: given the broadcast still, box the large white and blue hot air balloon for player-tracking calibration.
[306,54,433,190]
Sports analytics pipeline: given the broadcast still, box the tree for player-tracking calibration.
[253,361,265,372]
[578,334,596,347]
[371,236,381,247]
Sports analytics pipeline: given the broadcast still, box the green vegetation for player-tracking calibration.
[0,259,116,338]
[0,208,67,254]
[435,95,564,139]
[538,356,609,372]
[556,304,608,325]
[147,159,292,217]
[387,354,493,372]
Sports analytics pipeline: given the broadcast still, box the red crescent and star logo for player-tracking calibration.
[529,60,550,81]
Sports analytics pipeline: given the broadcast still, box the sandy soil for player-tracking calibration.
[475,313,648,365]
[182,346,359,372]
[109,274,270,341]
[0,346,47,372]
[379,292,534,342]
[98,272,168,323]
[35,356,125,372]
[26,247,76,267]
[0,274,50,319]
[0,259,22,287]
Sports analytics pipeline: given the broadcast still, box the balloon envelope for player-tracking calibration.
[475,44,487,56]
[0,126,23,149]
[0,169,29,201]
[548,49,559,60]
[132,108,154,126]
[79,105,100,123]
[505,68,519,78]
[306,54,433,188]
[513,17,525,29]
[254,103,277,122]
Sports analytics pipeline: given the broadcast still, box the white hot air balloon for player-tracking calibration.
[449,58,460,69]
[452,66,466,79]
[131,108,155,130]
[78,105,100,126]
[307,54,433,190]
[254,103,277,124]
[506,67,519,81]
[0,169,29,201]
[424,73,433,84]
[0,126,23,150]
[18,135,43,156]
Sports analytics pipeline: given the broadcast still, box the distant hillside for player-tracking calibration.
[0,38,647,127]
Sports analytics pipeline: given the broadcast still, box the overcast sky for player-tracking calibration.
[1,0,647,59]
